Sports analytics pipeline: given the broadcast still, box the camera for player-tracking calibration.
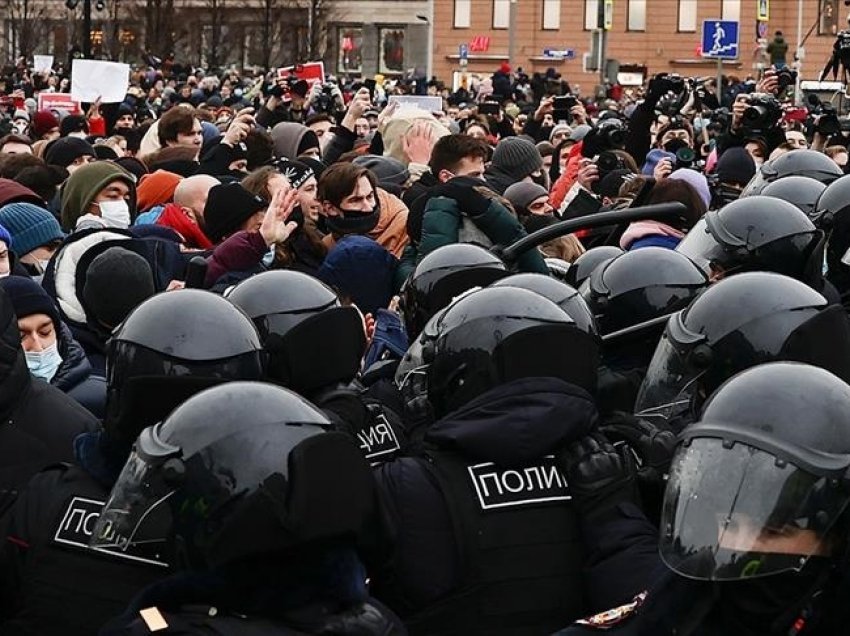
[674,146,697,170]
[775,67,797,93]
[591,150,626,195]
[806,94,841,136]
[707,107,731,134]
[597,119,626,148]
[742,93,782,135]
[479,101,501,116]
[315,84,336,113]
[553,95,577,122]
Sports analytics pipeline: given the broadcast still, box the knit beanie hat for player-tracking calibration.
[550,123,572,143]
[352,155,410,188]
[0,179,45,208]
[13,109,29,123]
[136,170,182,212]
[115,157,149,181]
[0,275,60,325]
[203,182,267,243]
[93,145,119,161]
[83,247,156,328]
[669,168,712,210]
[504,181,549,215]
[716,146,756,186]
[32,110,59,139]
[0,203,64,257]
[60,161,137,231]
[298,156,327,181]
[45,137,96,169]
[491,137,543,180]
[59,115,89,138]
[276,158,314,189]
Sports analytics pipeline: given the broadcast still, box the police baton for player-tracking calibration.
[499,202,688,265]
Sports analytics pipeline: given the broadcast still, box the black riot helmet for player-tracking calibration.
[761,176,826,222]
[427,287,599,417]
[490,273,598,337]
[105,289,265,450]
[91,382,375,571]
[675,196,825,288]
[581,247,708,336]
[814,174,850,229]
[661,362,850,582]
[226,270,366,395]
[564,246,623,289]
[741,149,843,197]
[635,272,850,429]
[399,243,508,341]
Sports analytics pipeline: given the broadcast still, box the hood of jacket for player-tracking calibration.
[425,377,597,466]
[0,287,31,420]
[52,319,93,392]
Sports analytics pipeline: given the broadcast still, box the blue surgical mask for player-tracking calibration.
[25,342,62,382]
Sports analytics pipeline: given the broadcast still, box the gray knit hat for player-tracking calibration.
[504,182,549,215]
[490,136,543,180]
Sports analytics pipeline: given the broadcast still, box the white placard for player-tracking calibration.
[387,95,443,113]
[71,59,130,103]
[33,55,54,73]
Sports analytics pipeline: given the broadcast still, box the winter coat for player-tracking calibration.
[52,321,106,418]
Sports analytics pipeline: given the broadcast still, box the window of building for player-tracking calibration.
[543,0,560,30]
[678,0,697,32]
[721,0,740,21]
[379,27,405,74]
[585,0,599,30]
[338,27,363,74]
[493,0,510,29]
[454,0,471,28]
[628,0,646,31]
[820,0,839,36]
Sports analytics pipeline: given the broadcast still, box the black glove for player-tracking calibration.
[431,176,492,218]
[600,411,676,487]
[557,431,640,525]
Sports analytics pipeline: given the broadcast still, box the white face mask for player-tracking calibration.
[97,199,131,229]
[26,342,63,382]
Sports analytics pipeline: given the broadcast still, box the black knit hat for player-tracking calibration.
[44,137,96,168]
[59,115,89,138]
[276,158,314,189]
[716,146,757,187]
[83,247,156,329]
[0,275,61,325]
[203,182,267,243]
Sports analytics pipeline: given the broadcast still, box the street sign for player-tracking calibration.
[543,48,576,60]
[757,0,769,21]
[701,20,739,59]
[459,44,469,61]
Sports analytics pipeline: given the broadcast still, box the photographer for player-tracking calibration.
[625,73,688,166]
[716,69,786,158]
[255,74,311,128]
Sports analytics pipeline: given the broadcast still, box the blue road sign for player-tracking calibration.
[459,44,469,61]
[701,20,739,59]
[543,48,576,60]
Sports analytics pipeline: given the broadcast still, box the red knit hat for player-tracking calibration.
[136,170,182,212]
[32,110,59,139]
[499,62,512,74]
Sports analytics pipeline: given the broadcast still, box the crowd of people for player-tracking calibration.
[0,53,849,634]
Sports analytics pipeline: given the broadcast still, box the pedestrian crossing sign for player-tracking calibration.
[701,20,739,60]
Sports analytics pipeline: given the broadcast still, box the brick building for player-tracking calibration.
[432,0,846,91]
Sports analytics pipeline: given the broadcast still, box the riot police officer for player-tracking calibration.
[635,272,850,432]
[94,382,404,635]
[556,362,850,634]
[226,269,407,463]
[373,286,611,634]
[740,149,842,197]
[0,290,265,635]
[580,247,708,413]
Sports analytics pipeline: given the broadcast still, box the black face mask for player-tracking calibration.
[664,138,690,154]
[324,204,380,236]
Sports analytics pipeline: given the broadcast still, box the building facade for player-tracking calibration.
[432,0,844,90]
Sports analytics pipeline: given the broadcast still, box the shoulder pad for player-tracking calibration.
[575,592,646,629]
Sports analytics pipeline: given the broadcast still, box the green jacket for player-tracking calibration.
[395,195,549,287]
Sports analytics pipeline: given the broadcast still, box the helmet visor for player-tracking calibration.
[89,426,179,563]
[676,218,728,274]
[660,437,850,581]
[634,329,702,426]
